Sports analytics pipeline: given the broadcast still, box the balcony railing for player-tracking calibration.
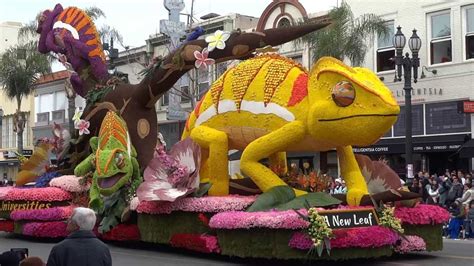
[36,112,49,126]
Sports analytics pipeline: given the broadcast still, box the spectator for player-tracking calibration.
[457,171,466,185]
[456,181,474,207]
[439,176,452,208]
[0,251,20,266]
[408,178,424,196]
[447,201,465,239]
[20,257,46,266]
[331,178,347,194]
[463,200,474,239]
[428,180,440,204]
[447,176,464,206]
[46,207,111,266]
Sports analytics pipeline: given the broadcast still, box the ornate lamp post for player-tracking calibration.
[392,26,422,182]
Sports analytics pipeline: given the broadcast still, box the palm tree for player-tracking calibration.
[299,2,390,66]
[0,41,51,154]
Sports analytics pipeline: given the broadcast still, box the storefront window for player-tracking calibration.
[426,102,471,134]
[393,105,424,136]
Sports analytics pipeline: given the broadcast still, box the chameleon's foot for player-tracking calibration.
[346,188,366,206]
[294,188,307,197]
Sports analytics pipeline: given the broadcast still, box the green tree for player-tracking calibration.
[0,41,51,154]
[299,2,389,66]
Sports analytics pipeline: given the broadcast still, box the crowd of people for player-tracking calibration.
[408,170,474,240]
[0,207,112,266]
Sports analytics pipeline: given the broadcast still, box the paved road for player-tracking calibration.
[0,233,472,265]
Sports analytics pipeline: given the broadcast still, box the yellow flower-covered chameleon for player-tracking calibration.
[74,111,140,210]
[182,55,399,206]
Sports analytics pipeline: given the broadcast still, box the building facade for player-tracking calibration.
[347,0,474,175]
[33,71,86,143]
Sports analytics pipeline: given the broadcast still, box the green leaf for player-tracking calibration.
[275,192,341,211]
[194,183,212,197]
[293,209,309,221]
[324,237,331,256]
[316,242,324,257]
[247,186,296,212]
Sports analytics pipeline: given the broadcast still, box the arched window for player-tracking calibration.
[277,17,291,28]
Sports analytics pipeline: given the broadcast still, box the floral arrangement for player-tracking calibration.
[137,195,256,215]
[292,207,333,256]
[10,206,73,221]
[394,235,426,254]
[3,187,72,202]
[289,226,399,250]
[379,206,404,234]
[273,164,332,193]
[34,171,61,188]
[49,175,90,193]
[99,224,140,241]
[209,209,310,230]
[169,234,220,254]
[395,204,449,225]
[205,30,230,52]
[137,139,200,202]
[0,220,14,232]
[22,221,68,238]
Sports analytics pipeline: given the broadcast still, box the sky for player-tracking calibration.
[0,0,339,49]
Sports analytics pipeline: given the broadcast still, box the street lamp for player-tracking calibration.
[392,26,421,182]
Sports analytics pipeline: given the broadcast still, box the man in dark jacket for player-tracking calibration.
[447,176,464,206]
[46,207,111,266]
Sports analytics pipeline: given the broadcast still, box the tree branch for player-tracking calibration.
[135,23,330,108]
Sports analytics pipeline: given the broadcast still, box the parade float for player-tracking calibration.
[0,3,450,261]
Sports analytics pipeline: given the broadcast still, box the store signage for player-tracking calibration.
[395,88,443,98]
[412,144,461,152]
[354,143,462,154]
[319,208,379,229]
[2,149,33,159]
[462,101,474,113]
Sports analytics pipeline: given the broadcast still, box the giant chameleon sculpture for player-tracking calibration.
[182,55,400,206]
[74,111,140,210]
[36,4,108,97]
[35,5,330,172]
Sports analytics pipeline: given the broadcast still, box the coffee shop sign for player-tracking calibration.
[395,88,443,98]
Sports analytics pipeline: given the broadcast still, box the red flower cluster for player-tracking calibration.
[169,233,220,253]
[99,224,140,241]
[0,220,14,232]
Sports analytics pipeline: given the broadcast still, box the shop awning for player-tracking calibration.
[458,139,474,158]
[353,134,469,154]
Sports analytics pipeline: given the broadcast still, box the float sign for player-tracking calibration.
[319,208,379,229]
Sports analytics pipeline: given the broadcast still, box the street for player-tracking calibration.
[0,233,472,266]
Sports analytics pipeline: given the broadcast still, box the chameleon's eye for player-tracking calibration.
[115,153,125,169]
[331,81,355,107]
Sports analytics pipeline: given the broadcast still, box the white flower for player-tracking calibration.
[205,30,231,52]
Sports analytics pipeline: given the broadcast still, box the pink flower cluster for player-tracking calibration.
[137,195,257,214]
[209,210,310,230]
[10,206,73,221]
[3,187,72,202]
[394,235,426,254]
[289,226,399,250]
[395,204,450,225]
[22,221,68,238]
[49,175,90,193]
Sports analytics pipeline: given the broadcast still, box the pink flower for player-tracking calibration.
[170,234,220,254]
[395,204,450,225]
[0,187,12,200]
[137,195,256,214]
[194,48,215,69]
[74,119,90,135]
[10,206,73,221]
[22,221,68,238]
[49,175,90,193]
[289,226,399,250]
[4,187,72,201]
[394,235,426,253]
[209,209,310,230]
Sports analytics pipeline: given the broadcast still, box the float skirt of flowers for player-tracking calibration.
[99,224,140,241]
[170,234,220,253]
[10,206,73,221]
[0,220,14,232]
